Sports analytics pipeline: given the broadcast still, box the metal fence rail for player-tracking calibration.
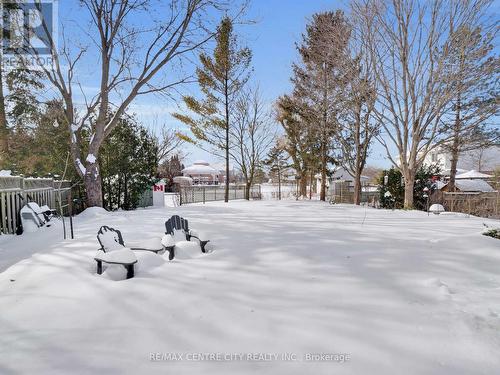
[179,185,261,205]
[0,176,73,234]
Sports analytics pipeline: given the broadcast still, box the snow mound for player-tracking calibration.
[173,241,203,259]
[77,206,109,219]
[100,264,128,281]
[439,212,472,218]
[429,204,445,214]
[135,251,166,273]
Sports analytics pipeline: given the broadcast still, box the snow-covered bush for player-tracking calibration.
[483,228,500,240]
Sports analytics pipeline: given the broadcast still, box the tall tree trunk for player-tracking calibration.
[245,181,251,200]
[320,166,327,200]
[299,174,307,197]
[117,174,122,209]
[448,95,461,192]
[0,63,9,166]
[320,144,327,201]
[403,171,415,209]
[122,174,130,210]
[278,167,282,200]
[353,113,362,205]
[353,172,362,205]
[448,145,460,192]
[224,81,230,203]
[84,164,104,207]
[309,169,313,200]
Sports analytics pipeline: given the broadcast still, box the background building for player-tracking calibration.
[423,145,500,175]
[182,160,221,185]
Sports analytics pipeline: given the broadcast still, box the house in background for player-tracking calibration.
[423,145,500,175]
[315,167,371,196]
[182,160,221,185]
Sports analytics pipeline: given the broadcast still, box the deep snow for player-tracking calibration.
[0,200,499,375]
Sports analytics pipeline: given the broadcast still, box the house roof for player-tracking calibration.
[315,168,369,182]
[441,168,467,176]
[192,160,210,166]
[435,180,446,189]
[173,176,193,182]
[182,163,219,175]
[455,170,492,179]
[443,179,495,192]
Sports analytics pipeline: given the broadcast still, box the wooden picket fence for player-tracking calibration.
[431,190,500,219]
[0,176,72,235]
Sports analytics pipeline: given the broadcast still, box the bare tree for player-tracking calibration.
[352,0,496,207]
[230,86,275,199]
[338,54,379,205]
[29,0,219,206]
[156,127,185,164]
[336,15,380,205]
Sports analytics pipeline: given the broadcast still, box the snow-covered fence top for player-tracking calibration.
[0,176,72,235]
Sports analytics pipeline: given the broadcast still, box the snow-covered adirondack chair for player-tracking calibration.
[23,194,58,220]
[164,215,211,254]
[95,226,164,279]
[20,202,52,232]
[97,225,165,254]
[95,226,138,279]
[18,193,58,233]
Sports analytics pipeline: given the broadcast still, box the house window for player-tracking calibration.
[431,153,437,162]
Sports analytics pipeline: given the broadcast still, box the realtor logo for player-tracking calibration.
[1,1,57,67]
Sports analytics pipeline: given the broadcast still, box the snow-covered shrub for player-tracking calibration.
[483,228,500,240]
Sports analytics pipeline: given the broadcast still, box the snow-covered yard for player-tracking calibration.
[1,201,499,374]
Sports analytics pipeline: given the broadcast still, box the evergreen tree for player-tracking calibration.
[441,24,499,190]
[100,117,159,210]
[264,141,289,200]
[379,165,440,210]
[0,0,44,165]
[173,16,252,202]
[0,63,44,168]
[276,95,319,197]
[7,100,72,178]
[292,11,350,201]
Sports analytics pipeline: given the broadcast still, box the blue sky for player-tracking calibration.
[55,0,499,169]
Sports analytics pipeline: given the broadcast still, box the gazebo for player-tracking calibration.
[182,160,221,185]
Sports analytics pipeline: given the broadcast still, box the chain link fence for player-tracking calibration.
[179,185,261,205]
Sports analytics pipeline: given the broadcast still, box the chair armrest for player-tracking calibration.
[130,247,163,254]
[188,229,207,241]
